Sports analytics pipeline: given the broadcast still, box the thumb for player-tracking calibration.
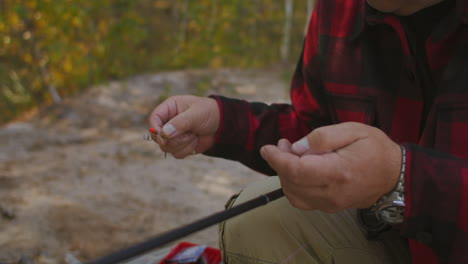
[291,122,368,155]
[162,97,220,139]
[161,109,200,139]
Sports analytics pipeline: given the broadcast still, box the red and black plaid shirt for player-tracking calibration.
[206,0,468,263]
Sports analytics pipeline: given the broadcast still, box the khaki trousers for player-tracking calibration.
[219,177,411,264]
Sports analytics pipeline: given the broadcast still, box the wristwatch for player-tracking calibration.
[372,146,406,225]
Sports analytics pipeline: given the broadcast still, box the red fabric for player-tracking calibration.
[246,110,260,151]
[205,0,468,263]
[460,169,468,232]
[159,242,221,264]
[325,82,358,95]
[390,97,422,143]
[410,240,438,264]
[452,122,468,158]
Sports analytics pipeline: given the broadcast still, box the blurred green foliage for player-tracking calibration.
[0,0,313,124]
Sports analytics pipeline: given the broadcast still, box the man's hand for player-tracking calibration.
[260,122,402,212]
[148,95,220,159]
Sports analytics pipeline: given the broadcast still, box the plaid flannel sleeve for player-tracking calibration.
[203,2,330,175]
[401,143,468,263]
[203,94,315,175]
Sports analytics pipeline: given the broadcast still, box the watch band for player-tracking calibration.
[372,145,406,225]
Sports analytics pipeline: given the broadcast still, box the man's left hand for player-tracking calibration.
[260,122,402,212]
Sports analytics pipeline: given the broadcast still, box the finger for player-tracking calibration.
[291,122,368,155]
[159,137,192,154]
[162,136,197,155]
[148,98,179,131]
[172,138,198,159]
[280,185,315,210]
[260,145,299,177]
[279,168,347,213]
[277,138,293,153]
[262,144,340,188]
[165,132,197,150]
[277,170,333,211]
[150,131,167,147]
[295,153,339,187]
[160,103,207,140]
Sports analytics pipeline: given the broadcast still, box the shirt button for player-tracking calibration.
[416,232,433,246]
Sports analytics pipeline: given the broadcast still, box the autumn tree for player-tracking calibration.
[0,0,314,124]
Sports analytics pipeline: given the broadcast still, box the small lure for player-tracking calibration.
[143,128,157,141]
[144,128,168,158]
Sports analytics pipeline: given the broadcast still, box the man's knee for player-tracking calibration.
[219,177,321,263]
[219,176,285,249]
[218,177,410,264]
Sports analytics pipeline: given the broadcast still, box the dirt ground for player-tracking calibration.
[0,68,289,264]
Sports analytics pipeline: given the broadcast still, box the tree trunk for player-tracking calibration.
[281,0,294,63]
[176,0,190,52]
[22,0,62,104]
[208,0,218,36]
[33,45,62,104]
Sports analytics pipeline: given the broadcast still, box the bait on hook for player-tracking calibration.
[144,128,168,158]
[143,128,158,141]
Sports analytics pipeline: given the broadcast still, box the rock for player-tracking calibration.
[234,84,257,95]
[1,122,34,134]
[18,256,34,264]
[0,204,16,220]
[65,253,81,264]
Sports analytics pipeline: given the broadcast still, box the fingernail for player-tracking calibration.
[162,123,176,137]
[260,147,267,159]
[292,137,310,154]
[277,138,292,151]
[277,139,286,148]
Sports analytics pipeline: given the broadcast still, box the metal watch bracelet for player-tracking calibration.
[372,145,406,225]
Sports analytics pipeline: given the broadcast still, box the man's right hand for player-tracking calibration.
[148,95,220,159]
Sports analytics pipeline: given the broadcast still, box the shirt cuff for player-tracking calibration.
[206,94,250,147]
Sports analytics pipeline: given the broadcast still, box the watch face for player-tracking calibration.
[378,205,405,225]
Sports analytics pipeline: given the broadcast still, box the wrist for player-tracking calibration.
[385,142,404,194]
[207,95,223,141]
[206,97,221,133]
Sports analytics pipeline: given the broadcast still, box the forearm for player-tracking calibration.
[204,95,313,175]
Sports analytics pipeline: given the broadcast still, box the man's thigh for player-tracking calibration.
[219,176,411,264]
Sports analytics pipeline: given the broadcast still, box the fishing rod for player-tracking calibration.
[86,188,284,264]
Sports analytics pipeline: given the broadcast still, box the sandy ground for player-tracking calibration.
[0,68,289,263]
